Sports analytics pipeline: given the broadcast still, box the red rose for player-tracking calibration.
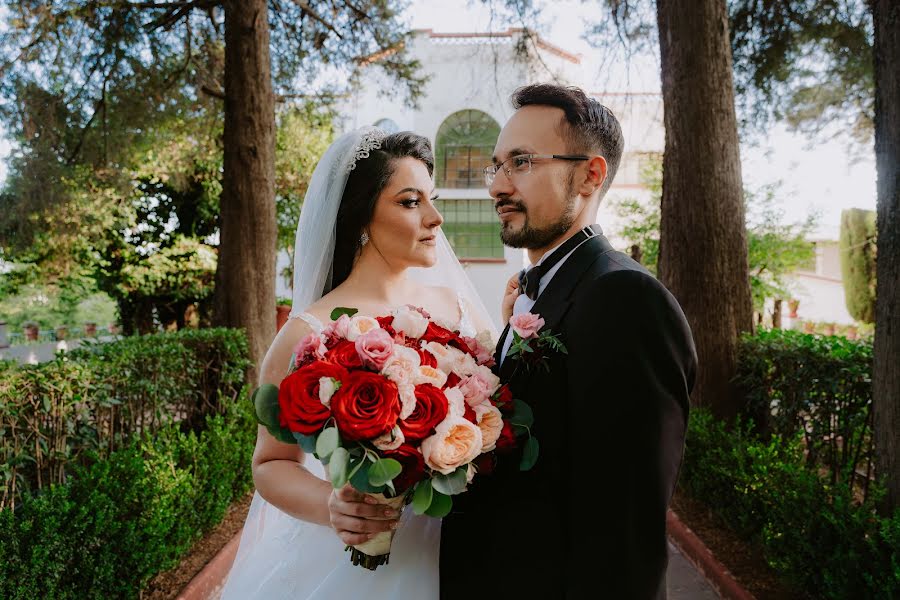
[444,372,461,389]
[463,402,477,424]
[421,322,455,344]
[417,347,437,368]
[330,371,400,441]
[398,384,449,442]
[327,340,363,370]
[473,452,495,476]
[493,384,513,410]
[384,443,425,494]
[376,315,396,336]
[495,419,518,452]
[279,361,348,435]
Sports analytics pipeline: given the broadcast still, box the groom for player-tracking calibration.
[440,84,697,599]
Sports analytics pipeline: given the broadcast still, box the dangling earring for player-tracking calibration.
[360,231,369,246]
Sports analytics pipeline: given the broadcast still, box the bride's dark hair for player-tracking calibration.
[329,132,435,291]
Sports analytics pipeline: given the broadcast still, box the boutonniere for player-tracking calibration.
[506,312,568,372]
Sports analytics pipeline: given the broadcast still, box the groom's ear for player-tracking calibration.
[578,155,607,198]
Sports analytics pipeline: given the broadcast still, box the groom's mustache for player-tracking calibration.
[495,199,526,215]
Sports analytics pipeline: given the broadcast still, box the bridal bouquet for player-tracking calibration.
[252,305,538,570]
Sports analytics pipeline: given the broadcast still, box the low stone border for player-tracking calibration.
[175,529,241,600]
[177,507,757,600]
[666,509,756,600]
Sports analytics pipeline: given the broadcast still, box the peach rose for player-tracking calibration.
[473,403,504,452]
[413,364,448,388]
[346,315,381,341]
[382,345,421,387]
[420,416,483,475]
[373,425,405,451]
[424,341,467,375]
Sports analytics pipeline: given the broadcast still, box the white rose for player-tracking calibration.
[318,377,338,408]
[424,341,466,374]
[476,328,496,353]
[420,416,483,475]
[451,352,479,378]
[474,365,501,396]
[392,306,429,339]
[382,346,421,386]
[346,315,380,341]
[473,403,504,452]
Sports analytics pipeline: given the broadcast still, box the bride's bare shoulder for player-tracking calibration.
[259,316,313,386]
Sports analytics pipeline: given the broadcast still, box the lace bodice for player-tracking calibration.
[289,293,476,338]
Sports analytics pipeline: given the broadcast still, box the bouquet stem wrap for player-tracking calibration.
[345,493,408,570]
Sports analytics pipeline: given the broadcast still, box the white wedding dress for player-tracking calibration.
[219,299,478,600]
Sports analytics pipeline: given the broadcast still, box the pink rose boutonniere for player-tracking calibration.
[507,312,568,372]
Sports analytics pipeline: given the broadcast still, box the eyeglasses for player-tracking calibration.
[483,154,590,186]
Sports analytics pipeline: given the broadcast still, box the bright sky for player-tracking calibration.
[0,1,877,240]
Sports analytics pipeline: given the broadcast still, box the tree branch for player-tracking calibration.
[287,0,343,39]
[200,84,225,99]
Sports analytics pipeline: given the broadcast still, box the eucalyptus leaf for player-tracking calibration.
[369,458,402,487]
[330,307,359,320]
[424,490,452,518]
[519,436,539,471]
[253,383,280,428]
[293,432,317,454]
[316,427,339,459]
[511,399,534,428]
[267,425,295,445]
[431,466,468,496]
[349,460,386,494]
[411,480,434,515]
[329,447,350,488]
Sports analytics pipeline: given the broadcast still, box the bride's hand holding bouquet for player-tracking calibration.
[252,304,536,570]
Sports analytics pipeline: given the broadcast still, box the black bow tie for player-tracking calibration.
[517,225,600,301]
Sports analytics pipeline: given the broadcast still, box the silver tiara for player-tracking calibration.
[346,126,386,173]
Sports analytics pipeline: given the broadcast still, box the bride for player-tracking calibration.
[219,126,497,599]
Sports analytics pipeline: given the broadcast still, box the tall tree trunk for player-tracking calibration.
[872,0,900,515]
[656,0,753,420]
[215,0,276,382]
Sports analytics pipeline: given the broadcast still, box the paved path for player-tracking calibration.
[667,540,721,599]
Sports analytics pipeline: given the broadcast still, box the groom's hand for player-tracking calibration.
[501,272,521,324]
[328,483,400,546]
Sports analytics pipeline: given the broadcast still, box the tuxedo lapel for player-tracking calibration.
[529,234,613,333]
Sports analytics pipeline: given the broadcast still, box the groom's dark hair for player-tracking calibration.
[511,83,623,198]
[330,132,435,292]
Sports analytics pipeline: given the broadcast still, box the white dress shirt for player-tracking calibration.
[499,235,592,365]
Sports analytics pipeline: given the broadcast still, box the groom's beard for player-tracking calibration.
[499,193,578,250]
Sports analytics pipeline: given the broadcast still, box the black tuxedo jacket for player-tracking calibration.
[440,233,697,599]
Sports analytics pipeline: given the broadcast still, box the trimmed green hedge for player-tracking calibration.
[1,328,250,509]
[736,329,874,497]
[0,395,256,600]
[680,409,900,599]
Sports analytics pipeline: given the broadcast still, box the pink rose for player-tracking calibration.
[509,312,545,339]
[323,313,351,342]
[458,374,492,408]
[293,332,327,366]
[355,328,395,371]
[461,335,494,366]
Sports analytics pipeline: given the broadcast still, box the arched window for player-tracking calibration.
[435,110,500,188]
[374,118,400,133]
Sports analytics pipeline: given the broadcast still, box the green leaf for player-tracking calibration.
[330,307,359,320]
[424,490,452,518]
[267,425,296,445]
[411,480,434,515]
[519,436,539,471]
[349,460,386,494]
[293,432,317,453]
[431,466,468,496]
[511,399,534,428]
[369,458,403,487]
[329,447,350,488]
[316,427,340,459]
[253,383,280,428]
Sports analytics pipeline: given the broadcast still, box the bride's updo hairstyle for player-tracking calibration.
[330,132,435,291]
